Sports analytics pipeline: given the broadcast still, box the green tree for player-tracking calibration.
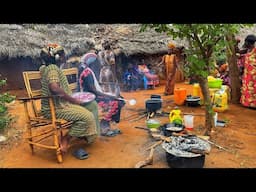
[141,24,250,135]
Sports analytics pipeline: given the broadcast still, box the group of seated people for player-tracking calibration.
[123,61,160,92]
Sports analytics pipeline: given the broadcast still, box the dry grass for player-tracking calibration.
[0,24,174,61]
[0,24,255,62]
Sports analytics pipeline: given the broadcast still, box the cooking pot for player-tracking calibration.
[145,99,162,112]
[162,135,208,168]
[185,95,200,107]
[166,153,205,168]
[161,123,184,137]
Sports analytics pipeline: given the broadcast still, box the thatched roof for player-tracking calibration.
[0,24,175,62]
[1,24,255,62]
[0,24,94,60]
[92,24,175,56]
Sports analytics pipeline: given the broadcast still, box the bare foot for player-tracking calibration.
[60,135,71,154]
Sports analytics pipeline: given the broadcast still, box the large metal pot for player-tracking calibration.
[166,153,205,168]
[162,135,210,168]
[145,99,162,112]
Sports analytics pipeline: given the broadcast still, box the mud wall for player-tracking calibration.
[0,58,39,91]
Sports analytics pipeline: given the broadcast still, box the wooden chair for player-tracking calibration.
[18,67,78,163]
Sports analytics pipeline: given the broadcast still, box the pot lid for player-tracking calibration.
[186,96,200,101]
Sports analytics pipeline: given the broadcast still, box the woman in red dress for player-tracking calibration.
[240,34,256,108]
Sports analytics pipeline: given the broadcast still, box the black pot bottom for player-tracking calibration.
[166,152,205,168]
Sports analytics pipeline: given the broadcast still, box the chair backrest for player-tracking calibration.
[62,67,78,92]
[22,67,78,117]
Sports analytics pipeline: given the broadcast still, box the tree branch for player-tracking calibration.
[189,25,207,59]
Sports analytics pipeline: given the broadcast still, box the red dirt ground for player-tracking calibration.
[1,82,256,168]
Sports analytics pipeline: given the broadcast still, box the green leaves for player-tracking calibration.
[0,105,7,114]
[140,24,253,134]
[0,118,7,130]
[140,24,249,80]
[0,79,7,87]
[0,93,16,103]
[0,76,16,132]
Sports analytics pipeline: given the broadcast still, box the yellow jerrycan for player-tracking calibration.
[212,88,228,112]
[169,107,183,125]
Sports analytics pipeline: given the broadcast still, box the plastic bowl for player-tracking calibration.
[208,79,223,88]
[146,119,161,129]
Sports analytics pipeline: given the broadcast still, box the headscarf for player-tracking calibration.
[40,43,65,65]
[79,53,103,93]
[41,43,64,58]
[168,42,176,49]
[80,52,97,66]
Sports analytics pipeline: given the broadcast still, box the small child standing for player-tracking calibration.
[123,68,133,91]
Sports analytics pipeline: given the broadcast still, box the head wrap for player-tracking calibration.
[168,42,176,49]
[40,43,65,65]
[80,53,97,66]
[41,43,64,57]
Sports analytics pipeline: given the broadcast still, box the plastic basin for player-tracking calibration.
[208,79,223,88]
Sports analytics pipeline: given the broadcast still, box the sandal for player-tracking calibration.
[73,148,89,160]
[101,129,118,137]
[112,128,122,134]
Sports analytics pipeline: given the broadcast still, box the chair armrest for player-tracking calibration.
[17,95,61,102]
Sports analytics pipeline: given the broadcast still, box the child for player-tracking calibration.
[123,68,133,91]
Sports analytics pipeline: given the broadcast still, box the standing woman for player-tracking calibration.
[240,34,256,108]
[157,42,178,95]
[98,40,119,96]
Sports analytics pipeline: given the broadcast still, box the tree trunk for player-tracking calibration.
[226,34,241,104]
[198,77,214,136]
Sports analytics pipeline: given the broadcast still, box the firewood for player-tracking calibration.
[151,133,171,142]
[145,140,163,150]
[135,147,155,168]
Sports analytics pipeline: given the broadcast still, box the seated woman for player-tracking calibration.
[146,63,160,86]
[138,61,159,89]
[79,53,125,136]
[39,44,99,154]
[217,59,230,87]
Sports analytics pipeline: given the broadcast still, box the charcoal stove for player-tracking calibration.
[162,135,211,168]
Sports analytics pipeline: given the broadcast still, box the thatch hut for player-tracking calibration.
[0,24,184,91]
[0,24,94,90]
[2,24,255,91]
